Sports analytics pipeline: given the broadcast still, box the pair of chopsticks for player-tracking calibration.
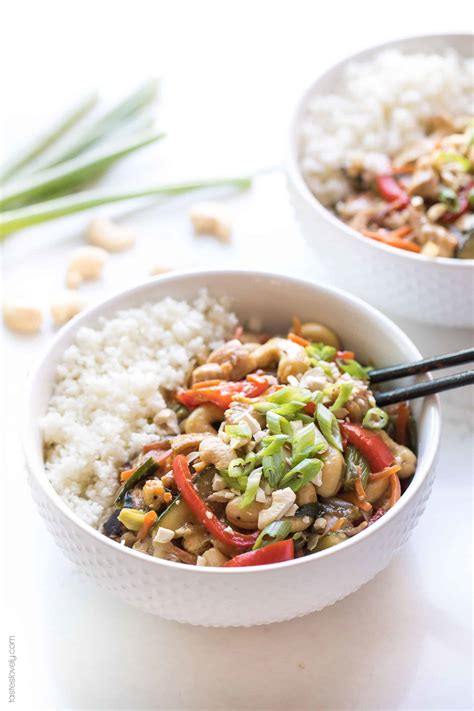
[371,348,474,406]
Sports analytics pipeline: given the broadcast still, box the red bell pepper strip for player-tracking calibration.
[176,376,270,409]
[223,539,295,567]
[340,423,394,472]
[172,456,258,550]
[376,175,410,208]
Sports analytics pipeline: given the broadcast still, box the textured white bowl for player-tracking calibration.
[287,33,474,328]
[23,271,441,626]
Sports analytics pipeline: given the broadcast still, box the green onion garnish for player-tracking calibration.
[267,386,312,405]
[329,382,353,413]
[262,451,286,488]
[306,343,337,361]
[266,411,292,436]
[316,403,343,451]
[439,186,460,212]
[239,468,262,508]
[253,520,292,550]
[280,458,323,492]
[336,358,371,381]
[343,445,370,492]
[362,407,389,430]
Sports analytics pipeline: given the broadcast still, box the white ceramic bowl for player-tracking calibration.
[23,271,441,626]
[287,33,474,328]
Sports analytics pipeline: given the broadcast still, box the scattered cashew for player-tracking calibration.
[225,497,269,530]
[192,361,233,384]
[378,430,417,478]
[300,322,341,348]
[316,446,344,497]
[86,217,136,252]
[171,433,208,454]
[252,337,310,383]
[3,299,43,334]
[296,483,317,506]
[207,339,257,380]
[202,547,229,566]
[199,436,236,470]
[190,201,232,242]
[50,290,85,326]
[66,246,108,288]
[184,404,225,434]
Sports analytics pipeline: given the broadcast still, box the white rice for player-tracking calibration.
[299,49,474,206]
[41,291,237,527]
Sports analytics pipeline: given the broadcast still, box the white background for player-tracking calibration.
[1,1,473,709]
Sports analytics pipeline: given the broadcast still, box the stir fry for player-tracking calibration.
[336,115,474,258]
[102,320,417,567]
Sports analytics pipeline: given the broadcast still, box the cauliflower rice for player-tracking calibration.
[42,292,237,526]
[299,49,474,206]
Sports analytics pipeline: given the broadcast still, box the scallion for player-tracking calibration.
[262,451,286,488]
[362,407,389,430]
[336,358,371,381]
[329,382,353,413]
[252,520,292,550]
[266,411,292,436]
[267,386,311,405]
[439,186,460,212]
[306,343,337,361]
[316,403,343,451]
[280,457,323,491]
[343,445,370,491]
[239,468,262,508]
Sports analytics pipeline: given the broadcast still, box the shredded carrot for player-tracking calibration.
[163,491,173,504]
[388,474,401,509]
[331,517,346,532]
[358,499,373,513]
[354,477,367,502]
[136,510,158,542]
[369,464,401,481]
[361,227,421,254]
[393,164,417,175]
[191,379,222,389]
[291,316,302,336]
[341,491,373,513]
[396,402,410,445]
[120,468,135,482]
[288,332,310,347]
[143,441,170,453]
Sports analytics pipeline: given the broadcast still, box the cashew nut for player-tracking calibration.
[199,436,236,471]
[192,361,233,384]
[252,337,310,383]
[66,246,108,288]
[86,217,136,252]
[207,339,257,380]
[225,497,269,530]
[184,404,225,434]
[300,322,341,348]
[257,488,296,530]
[190,201,232,242]
[378,430,417,478]
[50,290,85,326]
[171,433,208,454]
[201,546,229,566]
[316,446,344,497]
[3,299,43,334]
[296,483,317,506]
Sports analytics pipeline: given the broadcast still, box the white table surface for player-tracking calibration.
[1,2,473,709]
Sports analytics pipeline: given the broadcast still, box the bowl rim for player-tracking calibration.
[22,269,442,575]
[286,31,474,268]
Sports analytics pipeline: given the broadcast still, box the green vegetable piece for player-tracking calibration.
[336,358,372,381]
[114,458,157,505]
[314,532,347,552]
[306,343,337,361]
[239,468,262,508]
[267,386,311,405]
[252,520,292,550]
[225,423,251,438]
[266,410,292,436]
[343,445,370,492]
[316,403,343,451]
[436,152,471,172]
[362,407,389,430]
[118,508,147,531]
[155,468,214,533]
[260,434,289,456]
[329,382,353,413]
[262,450,286,488]
[439,186,460,212]
[280,457,322,492]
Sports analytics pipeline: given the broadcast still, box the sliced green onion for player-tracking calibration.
[316,403,342,451]
[313,360,335,378]
[252,520,292,550]
[336,358,371,381]
[306,343,337,361]
[260,434,289,456]
[362,407,389,430]
[239,468,262,508]
[292,423,316,465]
[280,457,323,492]
[228,458,245,478]
[439,186,460,212]
[267,386,311,405]
[272,401,307,417]
[266,411,292,436]
[118,508,147,531]
[329,382,353,413]
[253,401,277,414]
[262,451,286,488]
[436,152,471,172]
[343,445,370,491]
[225,423,251,438]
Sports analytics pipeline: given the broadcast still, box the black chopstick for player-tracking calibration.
[369,348,474,384]
[375,370,474,406]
